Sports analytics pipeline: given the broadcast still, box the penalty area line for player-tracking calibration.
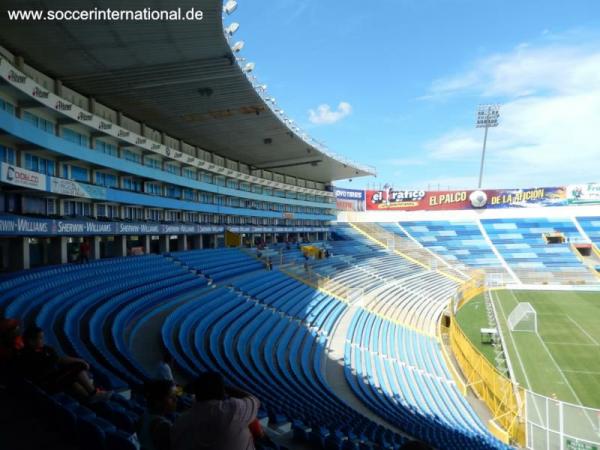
[566,315,600,346]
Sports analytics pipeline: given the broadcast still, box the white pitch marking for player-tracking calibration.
[567,315,600,346]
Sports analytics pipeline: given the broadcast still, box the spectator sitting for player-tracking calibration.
[0,318,24,361]
[172,372,260,450]
[139,380,177,450]
[18,326,111,402]
[0,318,24,383]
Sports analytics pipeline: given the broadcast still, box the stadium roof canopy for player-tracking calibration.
[0,0,376,183]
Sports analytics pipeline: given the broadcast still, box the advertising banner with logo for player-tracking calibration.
[335,188,365,211]
[0,163,46,191]
[365,189,426,211]
[50,177,107,200]
[366,189,473,211]
[485,187,567,208]
[365,186,572,211]
[566,183,600,205]
[0,213,327,237]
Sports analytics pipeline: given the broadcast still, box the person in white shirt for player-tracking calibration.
[171,372,259,450]
[156,354,175,382]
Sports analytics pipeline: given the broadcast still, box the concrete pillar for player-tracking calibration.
[177,235,188,252]
[159,235,170,253]
[115,235,127,257]
[9,237,30,271]
[191,235,202,250]
[143,235,151,254]
[48,237,68,265]
[92,237,101,260]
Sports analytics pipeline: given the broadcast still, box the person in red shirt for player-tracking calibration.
[0,318,24,384]
[79,239,91,263]
[0,318,23,358]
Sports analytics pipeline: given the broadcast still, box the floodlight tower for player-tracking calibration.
[475,104,500,188]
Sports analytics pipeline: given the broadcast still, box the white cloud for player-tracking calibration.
[308,101,352,125]
[416,36,600,188]
[426,43,600,99]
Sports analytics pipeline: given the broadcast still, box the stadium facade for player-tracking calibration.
[0,0,375,271]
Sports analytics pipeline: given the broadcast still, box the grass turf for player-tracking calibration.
[456,289,600,409]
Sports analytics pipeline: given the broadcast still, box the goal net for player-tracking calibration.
[508,302,538,333]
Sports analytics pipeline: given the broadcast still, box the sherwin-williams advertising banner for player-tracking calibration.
[365,186,573,211]
[335,188,365,211]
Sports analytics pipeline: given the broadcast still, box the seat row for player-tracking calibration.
[162,271,409,449]
[344,308,507,450]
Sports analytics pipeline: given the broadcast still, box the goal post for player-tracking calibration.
[508,302,538,333]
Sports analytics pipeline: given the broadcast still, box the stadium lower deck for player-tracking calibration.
[1,224,516,450]
[2,214,600,449]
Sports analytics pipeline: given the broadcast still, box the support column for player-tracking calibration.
[143,235,151,254]
[92,237,101,260]
[48,237,68,265]
[9,237,30,271]
[115,235,127,257]
[177,235,188,252]
[159,235,170,253]
[214,235,218,249]
[191,235,202,250]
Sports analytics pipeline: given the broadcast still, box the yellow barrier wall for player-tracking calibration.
[448,285,526,446]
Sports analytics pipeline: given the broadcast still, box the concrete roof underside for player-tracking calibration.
[0,0,376,183]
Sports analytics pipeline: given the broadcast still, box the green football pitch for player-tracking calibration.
[457,289,600,409]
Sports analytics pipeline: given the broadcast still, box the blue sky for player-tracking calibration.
[229,1,600,190]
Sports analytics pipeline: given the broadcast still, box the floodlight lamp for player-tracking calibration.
[223,0,238,15]
[231,41,245,52]
[243,62,255,73]
[475,104,500,128]
[226,22,240,36]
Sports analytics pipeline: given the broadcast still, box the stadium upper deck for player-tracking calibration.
[0,0,375,271]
